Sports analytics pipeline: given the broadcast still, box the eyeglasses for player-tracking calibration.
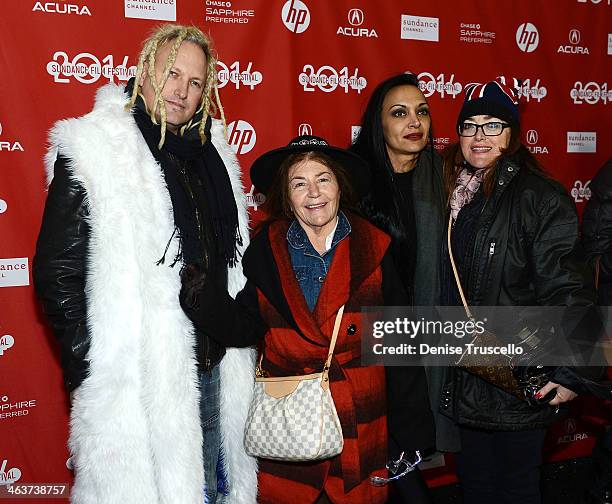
[458,121,511,137]
[370,451,422,486]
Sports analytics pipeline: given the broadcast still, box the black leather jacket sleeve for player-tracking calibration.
[582,159,612,302]
[528,189,594,306]
[33,155,90,392]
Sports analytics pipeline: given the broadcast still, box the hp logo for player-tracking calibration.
[516,23,539,53]
[227,120,257,155]
[282,0,310,34]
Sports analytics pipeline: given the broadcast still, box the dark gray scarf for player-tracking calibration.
[126,78,243,268]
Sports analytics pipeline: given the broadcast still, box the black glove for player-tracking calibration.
[180,263,207,311]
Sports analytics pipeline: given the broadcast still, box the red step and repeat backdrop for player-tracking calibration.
[0,0,611,499]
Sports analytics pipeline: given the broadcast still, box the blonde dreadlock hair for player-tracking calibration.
[127,24,227,149]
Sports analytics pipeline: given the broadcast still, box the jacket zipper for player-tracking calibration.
[485,240,496,273]
[178,163,203,239]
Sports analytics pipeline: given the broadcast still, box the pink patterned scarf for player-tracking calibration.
[449,166,485,221]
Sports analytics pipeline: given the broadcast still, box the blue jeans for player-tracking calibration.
[200,365,226,504]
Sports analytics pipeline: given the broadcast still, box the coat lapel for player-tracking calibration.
[268,220,330,347]
[243,214,390,346]
[313,238,350,327]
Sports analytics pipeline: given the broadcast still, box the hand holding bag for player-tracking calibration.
[244,306,345,461]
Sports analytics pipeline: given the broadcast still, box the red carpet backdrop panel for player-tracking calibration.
[0,0,610,496]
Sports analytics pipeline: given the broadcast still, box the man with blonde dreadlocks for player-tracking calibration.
[33,24,259,504]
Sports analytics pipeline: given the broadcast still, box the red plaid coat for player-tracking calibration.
[242,214,393,504]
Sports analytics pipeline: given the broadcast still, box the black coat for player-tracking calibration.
[33,155,227,391]
[441,157,597,431]
[582,158,612,304]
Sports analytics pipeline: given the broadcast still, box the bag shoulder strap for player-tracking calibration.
[256,304,346,380]
[322,304,345,382]
[447,217,474,321]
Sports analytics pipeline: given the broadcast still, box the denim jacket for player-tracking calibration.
[287,211,352,311]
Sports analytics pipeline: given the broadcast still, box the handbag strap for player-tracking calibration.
[447,216,474,321]
[322,304,345,382]
[256,304,346,380]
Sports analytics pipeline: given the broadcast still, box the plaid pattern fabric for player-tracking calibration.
[252,215,391,502]
[244,374,343,461]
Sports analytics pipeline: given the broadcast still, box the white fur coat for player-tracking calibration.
[45,84,258,504]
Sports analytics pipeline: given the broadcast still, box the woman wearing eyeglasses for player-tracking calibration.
[439,77,596,504]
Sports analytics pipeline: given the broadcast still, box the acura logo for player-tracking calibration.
[348,8,364,26]
[565,418,576,433]
[298,123,313,136]
[526,129,539,145]
[569,28,581,45]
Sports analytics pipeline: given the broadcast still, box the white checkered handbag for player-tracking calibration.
[244,305,345,461]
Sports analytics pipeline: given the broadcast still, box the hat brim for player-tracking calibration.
[250,143,371,199]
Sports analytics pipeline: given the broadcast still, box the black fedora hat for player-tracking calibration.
[250,135,371,197]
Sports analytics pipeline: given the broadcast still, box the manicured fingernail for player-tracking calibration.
[535,393,542,399]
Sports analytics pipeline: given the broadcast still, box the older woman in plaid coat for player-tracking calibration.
[181,135,434,504]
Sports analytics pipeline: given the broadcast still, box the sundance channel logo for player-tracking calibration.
[0,258,29,288]
[567,132,597,153]
[124,0,175,21]
[401,15,439,42]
